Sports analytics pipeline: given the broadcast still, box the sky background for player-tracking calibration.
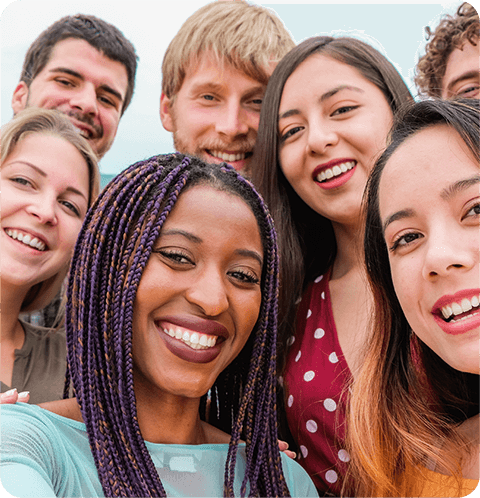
[1,0,465,179]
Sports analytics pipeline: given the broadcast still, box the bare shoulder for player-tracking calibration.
[39,397,84,423]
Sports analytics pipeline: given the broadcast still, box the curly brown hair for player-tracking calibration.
[415,2,479,97]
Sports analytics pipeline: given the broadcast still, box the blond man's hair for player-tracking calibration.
[161,0,295,99]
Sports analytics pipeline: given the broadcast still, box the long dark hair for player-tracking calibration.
[65,153,290,497]
[251,36,413,364]
[347,99,480,497]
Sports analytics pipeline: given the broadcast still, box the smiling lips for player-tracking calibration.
[156,318,228,363]
[163,324,219,350]
[312,159,357,190]
[432,290,480,335]
[5,228,47,251]
[315,160,356,183]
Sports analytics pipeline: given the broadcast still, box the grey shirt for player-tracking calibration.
[1,320,66,405]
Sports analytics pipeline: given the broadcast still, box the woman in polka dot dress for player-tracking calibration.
[251,36,413,495]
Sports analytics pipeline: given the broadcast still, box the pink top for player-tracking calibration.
[284,272,352,496]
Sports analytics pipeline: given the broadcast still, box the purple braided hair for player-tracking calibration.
[66,153,290,497]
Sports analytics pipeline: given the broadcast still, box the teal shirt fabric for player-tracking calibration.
[1,403,318,497]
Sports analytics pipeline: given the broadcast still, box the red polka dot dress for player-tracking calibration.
[284,272,352,496]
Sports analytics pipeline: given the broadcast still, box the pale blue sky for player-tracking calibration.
[1,0,462,177]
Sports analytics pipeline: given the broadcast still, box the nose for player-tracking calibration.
[26,195,58,226]
[421,228,477,280]
[69,85,98,116]
[306,122,339,155]
[215,101,250,138]
[185,268,229,317]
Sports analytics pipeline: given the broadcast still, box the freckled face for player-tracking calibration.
[132,185,264,399]
[379,125,480,374]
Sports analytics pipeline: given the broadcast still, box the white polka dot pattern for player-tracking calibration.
[323,398,337,412]
[325,470,338,483]
[306,420,318,433]
[314,275,324,283]
[338,449,350,462]
[307,309,312,318]
[304,371,315,382]
[295,351,302,362]
[314,328,325,339]
[328,352,338,363]
[300,445,308,458]
[287,395,294,407]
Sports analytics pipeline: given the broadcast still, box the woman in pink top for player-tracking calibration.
[252,36,413,495]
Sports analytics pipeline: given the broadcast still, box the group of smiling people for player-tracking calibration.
[1,2,479,497]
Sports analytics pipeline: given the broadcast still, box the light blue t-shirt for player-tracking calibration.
[1,403,318,497]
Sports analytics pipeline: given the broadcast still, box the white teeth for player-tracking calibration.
[451,302,463,316]
[440,295,480,321]
[5,229,46,251]
[316,161,355,183]
[210,150,246,163]
[164,326,218,350]
[461,299,473,313]
[74,126,91,139]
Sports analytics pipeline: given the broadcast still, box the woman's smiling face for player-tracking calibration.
[132,184,264,399]
[1,132,90,291]
[278,54,393,225]
[379,125,480,374]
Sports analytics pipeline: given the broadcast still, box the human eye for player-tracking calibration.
[10,176,33,187]
[228,268,260,286]
[55,77,74,88]
[98,94,117,108]
[152,248,194,266]
[389,231,423,252]
[462,200,480,220]
[201,94,216,102]
[280,126,303,143]
[331,105,359,117]
[456,84,479,98]
[59,199,81,217]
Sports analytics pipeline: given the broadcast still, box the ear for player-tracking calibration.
[11,82,29,114]
[160,92,174,132]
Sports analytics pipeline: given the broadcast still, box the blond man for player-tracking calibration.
[160,1,295,175]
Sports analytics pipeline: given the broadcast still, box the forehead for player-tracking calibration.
[281,53,383,103]
[182,50,267,88]
[167,184,258,226]
[380,125,478,199]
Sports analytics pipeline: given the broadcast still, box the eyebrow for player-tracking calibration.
[49,67,124,103]
[160,228,202,244]
[441,175,480,200]
[446,70,480,94]
[382,175,480,233]
[160,229,264,266]
[6,160,88,199]
[190,81,265,99]
[278,85,364,121]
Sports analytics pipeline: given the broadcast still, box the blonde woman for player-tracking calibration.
[1,107,100,404]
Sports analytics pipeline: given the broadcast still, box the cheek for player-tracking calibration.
[390,258,417,311]
[59,220,84,260]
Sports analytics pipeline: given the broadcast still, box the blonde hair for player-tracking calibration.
[1,107,100,312]
[161,0,295,99]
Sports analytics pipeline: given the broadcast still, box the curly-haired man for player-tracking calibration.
[415,2,479,99]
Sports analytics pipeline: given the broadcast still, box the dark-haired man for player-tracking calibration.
[11,14,138,159]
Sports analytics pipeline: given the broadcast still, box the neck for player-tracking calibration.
[1,282,28,342]
[330,221,365,278]
[134,380,207,445]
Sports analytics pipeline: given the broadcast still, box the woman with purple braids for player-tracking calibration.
[1,153,317,497]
